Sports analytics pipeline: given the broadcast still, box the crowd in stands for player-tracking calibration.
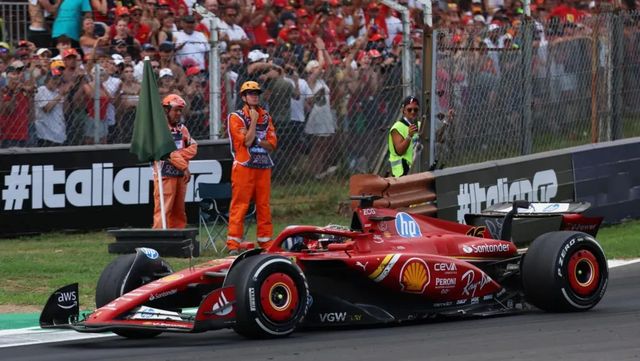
[0,0,637,174]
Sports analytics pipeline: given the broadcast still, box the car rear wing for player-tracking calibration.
[464,202,603,247]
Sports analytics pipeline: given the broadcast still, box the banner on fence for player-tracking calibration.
[0,141,231,236]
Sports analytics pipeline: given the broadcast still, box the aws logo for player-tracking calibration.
[395,212,422,238]
[57,291,78,310]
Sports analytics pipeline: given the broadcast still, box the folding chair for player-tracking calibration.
[197,183,255,252]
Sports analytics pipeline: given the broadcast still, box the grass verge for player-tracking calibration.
[0,216,638,310]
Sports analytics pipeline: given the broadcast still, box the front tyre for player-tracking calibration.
[224,254,310,338]
[96,250,173,338]
[522,231,608,312]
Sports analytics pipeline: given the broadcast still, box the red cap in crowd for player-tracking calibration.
[369,33,384,42]
[115,6,130,16]
[62,48,79,58]
[273,0,287,8]
[368,49,382,58]
[186,66,201,76]
[296,8,309,18]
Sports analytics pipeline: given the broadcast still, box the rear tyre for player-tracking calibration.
[96,253,171,338]
[522,231,608,312]
[224,254,309,338]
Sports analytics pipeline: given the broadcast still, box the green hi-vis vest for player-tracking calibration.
[388,119,420,177]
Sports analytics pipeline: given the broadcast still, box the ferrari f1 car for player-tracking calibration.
[40,197,608,339]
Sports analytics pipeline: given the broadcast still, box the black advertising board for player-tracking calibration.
[0,141,232,236]
[434,152,575,223]
[572,139,640,223]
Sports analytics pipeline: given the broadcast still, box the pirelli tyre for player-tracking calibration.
[224,254,310,338]
[96,248,173,338]
[522,231,608,312]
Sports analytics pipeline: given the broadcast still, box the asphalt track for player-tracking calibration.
[3,263,639,361]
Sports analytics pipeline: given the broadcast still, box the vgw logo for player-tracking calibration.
[395,212,422,238]
[57,291,77,310]
[319,312,347,323]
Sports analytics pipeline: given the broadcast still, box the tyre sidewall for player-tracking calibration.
[554,233,608,310]
[226,255,310,337]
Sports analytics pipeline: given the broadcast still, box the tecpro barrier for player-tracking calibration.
[0,141,232,236]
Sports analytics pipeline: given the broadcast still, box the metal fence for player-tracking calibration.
[2,11,640,211]
[0,2,29,44]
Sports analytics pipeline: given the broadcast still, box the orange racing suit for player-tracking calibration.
[226,105,277,250]
[152,124,198,229]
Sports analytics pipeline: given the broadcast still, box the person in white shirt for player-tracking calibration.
[218,4,250,50]
[174,15,210,69]
[34,71,67,146]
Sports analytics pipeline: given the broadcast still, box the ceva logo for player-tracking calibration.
[395,212,422,238]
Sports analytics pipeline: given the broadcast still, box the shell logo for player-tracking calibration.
[399,258,430,294]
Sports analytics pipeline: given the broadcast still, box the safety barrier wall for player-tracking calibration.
[350,137,640,225]
[0,140,232,236]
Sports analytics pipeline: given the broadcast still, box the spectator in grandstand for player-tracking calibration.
[31,48,53,86]
[174,15,210,69]
[28,0,60,48]
[220,51,236,137]
[157,41,186,88]
[183,66,209,138]
[303,48,337,179]
[0,61,33,148]
[227,41,244,73]
[234,48,273,108]
[56,53,87,145]
[82,64,111,144]
[158,67,183,99]
[483,23,503,76]
[111,18,141,60]
[133,43,158,81]
[80,17,109,60]
[98,55,123,143]
[340,0,365,45]
[52,0,92,46]
[218,4,250,49]
[387,95,420,177]
[128,5,153,44]
[34,70,67,146]
[115,63,140,143]
[155,9,177,45]
[263,58,293,130]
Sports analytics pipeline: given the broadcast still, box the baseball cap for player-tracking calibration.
[181,57,198,69]
[402,95,419,107]
[304,59,320,73]
[247,49,269,63]
[62,48,79,58]
[186,66,201,77]
[36,48,52,56]
[488,23,500,32]
[296,8,309,18]
[159,68,174,78]
[115,6,130,16]
[159,41,174,52]
[50,60,65,70]
[111,53,124,65]
[142,43,156,51]
[368,49,382,58]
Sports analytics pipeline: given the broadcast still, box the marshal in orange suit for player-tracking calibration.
[152,94,198,229]
[226,81,277,253]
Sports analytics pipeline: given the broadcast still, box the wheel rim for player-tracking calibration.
[259,272,299,323]
[567,249,600,297]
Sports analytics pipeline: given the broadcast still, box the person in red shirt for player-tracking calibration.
[226,81,277,254]
[0,61,33,148]
[152,94,198,229]
[128,6,152,44]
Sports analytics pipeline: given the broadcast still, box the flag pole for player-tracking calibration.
[155,161,167,229]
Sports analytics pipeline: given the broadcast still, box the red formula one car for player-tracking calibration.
[40,197,608,339]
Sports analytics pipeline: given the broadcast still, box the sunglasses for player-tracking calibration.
[405,107,419,113]
[7,66,25,73]
[245,90,261,96]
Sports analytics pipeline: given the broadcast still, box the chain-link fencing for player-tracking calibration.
[433,11,640,169]
[2,11,640,212]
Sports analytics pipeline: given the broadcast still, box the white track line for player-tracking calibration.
[0,260,637,348]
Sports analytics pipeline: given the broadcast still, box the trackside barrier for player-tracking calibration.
[349,173,437,216]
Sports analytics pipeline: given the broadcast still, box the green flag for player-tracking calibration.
[130,60,176,162]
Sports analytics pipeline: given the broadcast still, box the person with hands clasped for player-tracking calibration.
[226,81,277,254]
[152,94,198,229]
[388,96,421,177]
